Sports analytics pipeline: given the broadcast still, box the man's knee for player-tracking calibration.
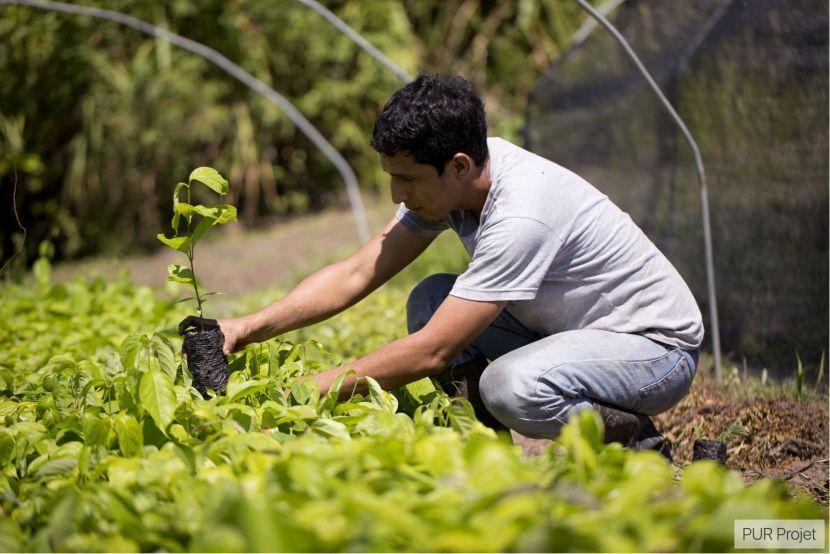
[478,356,587,439]
[406,273,458,333]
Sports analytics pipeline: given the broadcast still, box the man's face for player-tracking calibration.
[380,152,462,220]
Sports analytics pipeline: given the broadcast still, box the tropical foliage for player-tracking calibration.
[0,252,824,552]
[1,0,595,270]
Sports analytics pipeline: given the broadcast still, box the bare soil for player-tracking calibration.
[655,373,829,505]
[513,372,829,505]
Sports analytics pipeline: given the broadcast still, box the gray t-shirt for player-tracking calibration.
[396,137,704,350]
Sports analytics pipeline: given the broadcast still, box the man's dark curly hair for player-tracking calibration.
[371,74,488,176]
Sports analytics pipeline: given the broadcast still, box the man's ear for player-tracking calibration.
[451,153,472,180]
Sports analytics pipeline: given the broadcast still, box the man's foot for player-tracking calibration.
[631,417,673,462]
[436,357,509,432]
[591,401,673,462]
[591,400,648,445]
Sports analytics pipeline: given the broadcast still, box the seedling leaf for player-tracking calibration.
[167,264,196,285]
[157,234,190,253]
[189,166,229,194]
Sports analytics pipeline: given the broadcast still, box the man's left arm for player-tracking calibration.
[308,296,506,396]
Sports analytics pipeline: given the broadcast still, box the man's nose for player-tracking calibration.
[390,181,409,204]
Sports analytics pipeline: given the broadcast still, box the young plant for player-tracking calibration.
[716,423,751,444]
[157,167,236,397]
[157,167,236,317]
[796,351,805,399]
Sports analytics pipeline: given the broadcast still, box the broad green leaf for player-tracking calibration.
[10,421,48,441]
[311,418,351,441]
[289,381,310,405]
[166,264,195,285]
[231,432,282,451]
[105,458,140,489]
[139,370,177,430]
[188,166,228,194]
[320,370,355,413]
[149,333,179,381]
[150,333,178,381]
[156,233,190,253]
[82,413,110,447]
[365,376,397,413]
[176,203,236,223]
[189,206,237,247]
[244,346,260,376]
[168,424,190,445]
[267,343,282,378]
[404,377,436,404]
[173,201,197,217]
[77,359,104,382]
[113,414,144,457]
[45,353,76,370]
[209,204,237,224]
[32,457,77,479]
[119,333,147,372]
[445,399,486,438]
[227,379,269,403]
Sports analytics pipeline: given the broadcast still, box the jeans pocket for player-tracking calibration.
[635,354,692,415]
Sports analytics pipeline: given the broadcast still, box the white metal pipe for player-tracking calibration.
[293,0,413,84]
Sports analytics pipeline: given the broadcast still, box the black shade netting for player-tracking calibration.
[526,0,829,372]
[184,326,230,398]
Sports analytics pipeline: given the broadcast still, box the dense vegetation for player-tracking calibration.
[0,245,823,552]
[0,0,594,270]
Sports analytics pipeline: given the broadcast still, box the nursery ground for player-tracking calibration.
[54,201,830,506]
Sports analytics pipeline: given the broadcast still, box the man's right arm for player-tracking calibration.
[218,216,434,353]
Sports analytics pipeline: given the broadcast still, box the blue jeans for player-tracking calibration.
[407,274,699,439]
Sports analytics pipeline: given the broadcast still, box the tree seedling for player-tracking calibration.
[157,167,236,397]
[157,167,236,316]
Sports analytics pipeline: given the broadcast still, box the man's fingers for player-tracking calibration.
[178,316,219,335]
[177,316,196,335]
[222,333,238,356]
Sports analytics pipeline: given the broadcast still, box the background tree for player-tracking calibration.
[0,0,591,271]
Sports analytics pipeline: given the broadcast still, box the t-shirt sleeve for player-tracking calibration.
[395,203,449,237]
[450,217,562,301]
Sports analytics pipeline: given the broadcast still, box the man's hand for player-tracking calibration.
[178,315,252,355]
[308,296,506,396]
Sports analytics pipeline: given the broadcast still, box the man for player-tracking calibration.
[180,74,703,454]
